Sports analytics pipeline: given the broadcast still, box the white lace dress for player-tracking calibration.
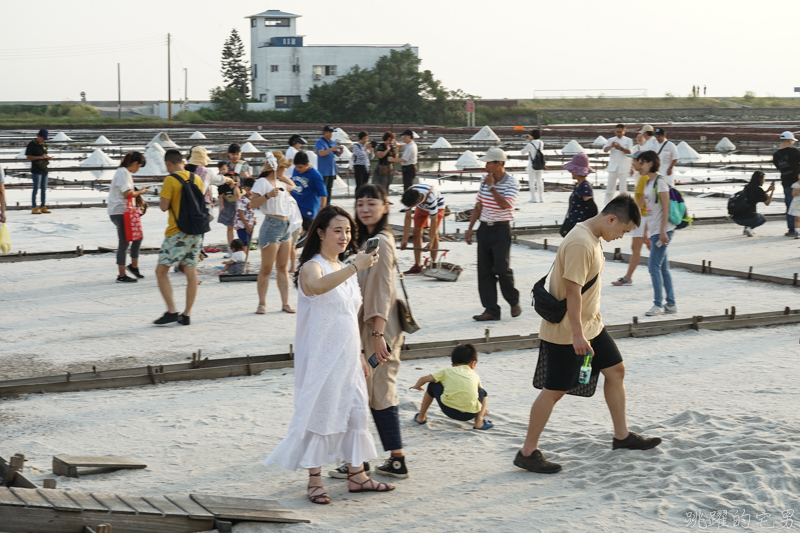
[263,254,378,470]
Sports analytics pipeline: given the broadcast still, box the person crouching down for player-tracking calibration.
[220,239,247,275]
[410,344,492,430]
[399,183,444,274]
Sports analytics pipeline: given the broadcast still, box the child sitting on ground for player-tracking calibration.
[235,178,257,260]
[220,239,247,275]
[410,344,492,430]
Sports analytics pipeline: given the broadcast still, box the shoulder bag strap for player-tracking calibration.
[395,262,414,315]
[657,141,667,155]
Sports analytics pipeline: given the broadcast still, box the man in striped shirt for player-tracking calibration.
[400,183,445,274]
[465,148,521,321]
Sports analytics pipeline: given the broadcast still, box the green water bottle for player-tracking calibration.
[578,345,593,385]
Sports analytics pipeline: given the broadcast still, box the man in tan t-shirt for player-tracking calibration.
[514,195,663,474]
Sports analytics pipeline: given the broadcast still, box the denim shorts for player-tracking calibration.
[158,231,203,267]
[258,216,291,246]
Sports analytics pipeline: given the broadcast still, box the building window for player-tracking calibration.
[259,94,266,102]
[313,65,337,77]
[292,64,300,73]
[253,65,257,79]
[265,18,289,27]
[251,18,256,27]
[275,96,302,109]
[271,65,279,72]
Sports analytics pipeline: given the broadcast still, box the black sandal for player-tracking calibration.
[307,472,331,504]
[346,468,395,493]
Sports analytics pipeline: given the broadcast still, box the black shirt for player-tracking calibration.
[25,139,48,174]
[772,147,800,188]
[741,185,768,219]
[376,142,396,166]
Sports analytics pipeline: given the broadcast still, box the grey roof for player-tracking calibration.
[246,9,301,19]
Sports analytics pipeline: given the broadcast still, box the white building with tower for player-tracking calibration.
[247,9,418,110]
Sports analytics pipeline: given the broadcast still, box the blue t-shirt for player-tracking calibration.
[291,166,328,218]
[315,137,339,176]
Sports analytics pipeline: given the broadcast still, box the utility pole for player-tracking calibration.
[184,68,188,117]
[167,33,172,121]
[117,63,121,120]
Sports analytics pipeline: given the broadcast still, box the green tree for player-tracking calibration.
[206,86,248,120]
[221,29,250,98]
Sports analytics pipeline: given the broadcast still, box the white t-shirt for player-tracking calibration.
[602,135,634,172]
[230,250,247,263]
[400,141,418,166]
[251,177,293,216]
[644,174,676,237]
[285,146,299,179]
[641,136,659,153]
[654,140,679,184]
[520,140,544,171]
[108,167,133,215]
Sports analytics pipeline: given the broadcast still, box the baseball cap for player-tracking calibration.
[323,125,334,133]
[779,131,797,141]
[639,125,654,133]
[654,127,666,136]
[37,128,49,140]
[402,129,414,137]
[478,147,508,163]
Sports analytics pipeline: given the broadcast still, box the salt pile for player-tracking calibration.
[15,149,27,159]
[246,132,266,142]
[80,149,116,168]
[189,131,206,140]
[52,132,72,142]
[593,135,607,147]
[93,135,112,145]
[333,175,349,191]
[455,150,481,170]
[678,141,701,163]
[332,128,353,145]
[239,142,260,154]
[146,132,178,149]
[429,137,452,149]
[469,126,500,142]
[135,143,168,176]
[412,131,420,139]
[307,150,319,169]
[336,145,352,161]
[562,140,586,155]
[715,137,736,152]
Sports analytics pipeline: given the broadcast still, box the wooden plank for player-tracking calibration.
[117,495,163,515]
[0,506,214,533]
[142,496,190,518]
[9,487,53,509]
[54,456,146,470]
[207,509,310,523]
[11,471,39,489]
[64,491,110,512]
[189,494,280,513]
[91,493,136,514]
[37,488,83,512]
[164,495,215,520]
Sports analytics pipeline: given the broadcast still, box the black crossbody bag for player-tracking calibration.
[531,263,598,324]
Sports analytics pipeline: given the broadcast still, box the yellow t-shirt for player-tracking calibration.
[538,223,604,345]
[634,173,650,216]
[431,365,483,413]
[159,171,206,237]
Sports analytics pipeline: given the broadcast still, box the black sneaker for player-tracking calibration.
[375,456,409,479]
[126,265,144,279]
[153,312,179,325]
[612,432,662,451]
[116,275,137,283]
[328,462,370,479]
[513,449,562,474]
[296,233,308,249]
[177,314,191,326]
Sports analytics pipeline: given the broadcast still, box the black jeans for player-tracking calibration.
[401,165,416,190]
[784,184,795,232]
[477,223,519,317]
[324,175,336,202]
[354,165,369,192]
[110,214,141,266]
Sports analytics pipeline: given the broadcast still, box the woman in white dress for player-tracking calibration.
[263,205,395,504]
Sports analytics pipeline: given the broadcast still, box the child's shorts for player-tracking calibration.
[236,228,252,248]
[426,381,487,422]
[414,208,446,229]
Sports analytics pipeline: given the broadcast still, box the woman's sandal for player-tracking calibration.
[281,304,297,314]
[255,305,266,315]
[307,472,331,504]
[346,468,395,493]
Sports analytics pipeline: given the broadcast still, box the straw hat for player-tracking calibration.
[563,153,594,176]
[271,150,292,169]
[188,146,211,166]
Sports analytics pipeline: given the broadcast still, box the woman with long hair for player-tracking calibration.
[731,170,775,236]
[264,205,394,504]
[108,152,148,283]
[374,131,397,190]
[352,131,374,191]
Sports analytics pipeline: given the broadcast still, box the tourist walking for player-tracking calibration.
[772,131,800,236]
[374,132,397,190]
[602,124,634,204]
[252,152,297,314]
[391,130,418,190]
[290,150,328,231]
[639,125,657,152]
[561,153,598,237]
[108,152,149,283]
[352,131,374,191]
[464,148,521,321]
[154,150,207,326]
[731,171,774,237]
[653,128,679,185]
[285,134,307,178]
[264,206,394,504]
[315,125,343,200]
[612,156,650,286]
[399,183,445,274]
[187,146,231,218]
[25,129,53,214]
[521,129,545,203]
[514,195,661,474]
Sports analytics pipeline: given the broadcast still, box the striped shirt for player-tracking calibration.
[352,142,372,167]
[411,183,445,215]
[477,172,518,222]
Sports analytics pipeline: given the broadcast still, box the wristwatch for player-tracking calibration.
[371,331,384,338]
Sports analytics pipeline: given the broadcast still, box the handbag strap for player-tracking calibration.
[395,262,414,315]
[539,260,598,294]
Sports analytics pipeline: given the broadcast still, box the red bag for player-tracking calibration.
[123,195,143,242]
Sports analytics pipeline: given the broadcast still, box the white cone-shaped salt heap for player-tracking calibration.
[469,126,500,142]
[677,141,701,163]
[93,135,112,145]
[715,137,736,153]
[239,142,260,154]
[429,137,452,149]
[52,132,72,142]
[412,131,420,139]
[332,128,354,145]
[307,151,319,169]
[562,140,585,155]
[189,131,206,140]
[593,136,607,147]
[15,149,27,159]
[247,131,266,142]
[80,149,116,167]
[135,143,168,176]
[336,145,352,161]
[146,132,178,149]
[333,175,349,191]
[455,150,481,170]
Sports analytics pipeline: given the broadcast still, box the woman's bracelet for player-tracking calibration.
[351,263,358,273]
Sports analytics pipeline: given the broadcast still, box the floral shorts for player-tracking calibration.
[157,231,203,267]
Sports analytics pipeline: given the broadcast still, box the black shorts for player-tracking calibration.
[426,381,487,422]
[301,216,314,232]
[541,328,623,391]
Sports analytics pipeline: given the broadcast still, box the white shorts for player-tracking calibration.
[630,218,647,238]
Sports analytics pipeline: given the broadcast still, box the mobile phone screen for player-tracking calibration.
[365,237,380,254]
[368,353,379,368]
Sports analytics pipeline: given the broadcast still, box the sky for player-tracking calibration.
[1,0,799,103]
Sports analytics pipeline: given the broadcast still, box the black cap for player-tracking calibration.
[402,129,414,137]
[654,127,666,135]
[37,128,49,140]
[323,125,334,133]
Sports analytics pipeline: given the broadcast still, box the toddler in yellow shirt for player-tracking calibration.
[410,344,492,430]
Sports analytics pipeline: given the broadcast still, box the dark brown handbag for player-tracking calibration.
[395,263,420,334]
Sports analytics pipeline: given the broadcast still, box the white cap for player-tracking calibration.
[478,147,508,163]
[780,131,797,141]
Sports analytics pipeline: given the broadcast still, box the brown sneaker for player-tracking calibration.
[472,312,500,321]
[31,207,41,215]
[513,449,562,474]
[40,206,52,214]
[612,432,662,451]
[511,304,522,317]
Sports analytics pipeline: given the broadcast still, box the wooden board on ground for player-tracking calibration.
[165,495,215,520]
[53,456,147,478]
[9,487,53,509]
[0,487,26,507]
[190,494,309,524]
[218,274,258,282]
[143,495,191,517]
[37,488,84,512]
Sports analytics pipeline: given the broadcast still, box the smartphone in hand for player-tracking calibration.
[368,345,391,368]
[365,236,380,254]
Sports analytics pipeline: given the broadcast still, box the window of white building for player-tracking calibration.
[253,65,257,78]
[271,65,279,72]
[275,95,302,109]
[292,64,300,73]
[264,19,289,26]
[313,65,337,77]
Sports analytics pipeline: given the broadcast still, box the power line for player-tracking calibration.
[0,38,166,60]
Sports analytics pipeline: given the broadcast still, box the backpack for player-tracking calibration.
[168,172,211,235]
[529,141,546,171]
[654,176,692,229]
[727,188,750,218]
